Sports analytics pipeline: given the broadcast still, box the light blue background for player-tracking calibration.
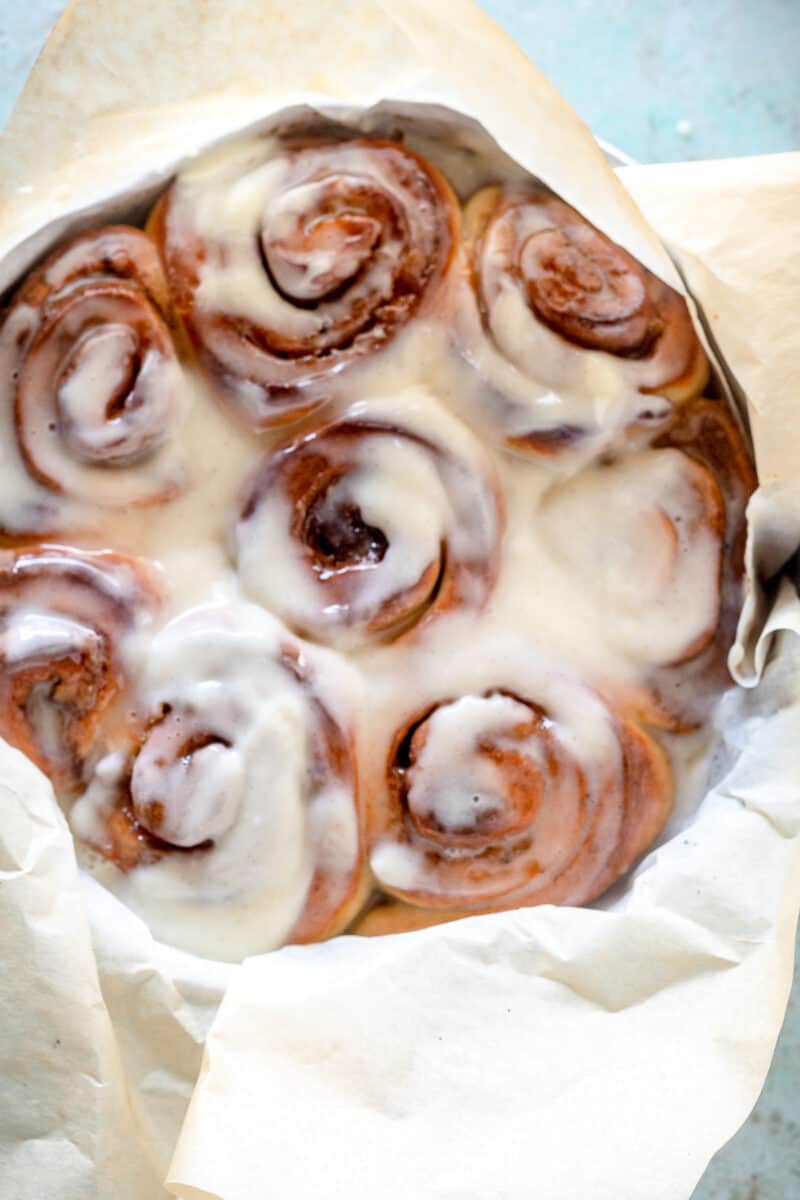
[0,3,798,1199]
[484,0,800,163]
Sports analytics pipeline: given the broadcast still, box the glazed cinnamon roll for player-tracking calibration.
[648,397,755,727]
[0,227,191,534]
[234,392,503,647]
[368,659,672,922]
[455,184,708,456]
[0,546,161,791]
[539,398,755,729]
[150,134,458,428]
[71,602,368,959]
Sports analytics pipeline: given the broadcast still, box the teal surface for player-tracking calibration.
[483,0,800,163]
[0,3,798,1199]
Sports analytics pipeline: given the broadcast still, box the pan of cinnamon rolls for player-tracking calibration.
[0,109,755,959]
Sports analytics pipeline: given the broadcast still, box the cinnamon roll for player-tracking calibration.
[368,652,672,920]
[71,603,368,959]
[455,184,708,457]
[539,398,754,729]
[0,227,191,534]
[0,546,161,791]
[234,392,503,647]
[150,134,458,428]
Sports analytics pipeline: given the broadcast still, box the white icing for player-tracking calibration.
[172,143,406,337]
[449,195,683,462]
[0,610,99,665]
[236,413,448,639]
[235,387,501,647]
[81,367,262,619]
[26,683,67,769]
[59,350,720,952]
[71,602,360,961]
[369,840,424,893]
[0,296,194,524]
[454,279,670,462]
[335,438,445,598]
[539,450,721,665]
[365,632,628,901]
[160,134,454,413]
[59,335,172,463]
[486,197,679,388]
[129,682,247,846]
[406,694,538,833]
[59,326,136,428]
[21,353,190,506]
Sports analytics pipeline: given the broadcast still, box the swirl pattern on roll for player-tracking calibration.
[234,392,503,646]
[0,227,191,532]
[455,184,709,456]
[70,602,368,959]
[369,661,672,923]
[150,134,459,428]
[0,545,161,791]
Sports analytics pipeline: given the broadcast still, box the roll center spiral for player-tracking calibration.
[263,203,383,305]
[303,483,389,570]
[403,695,545,846]
[521,225,651,353]
[56,323,165,465]
[131,706,244,848]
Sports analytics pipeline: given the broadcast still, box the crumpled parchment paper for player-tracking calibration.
[0,4,798,1199]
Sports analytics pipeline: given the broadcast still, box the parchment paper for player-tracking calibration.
[0,3,798,1200]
